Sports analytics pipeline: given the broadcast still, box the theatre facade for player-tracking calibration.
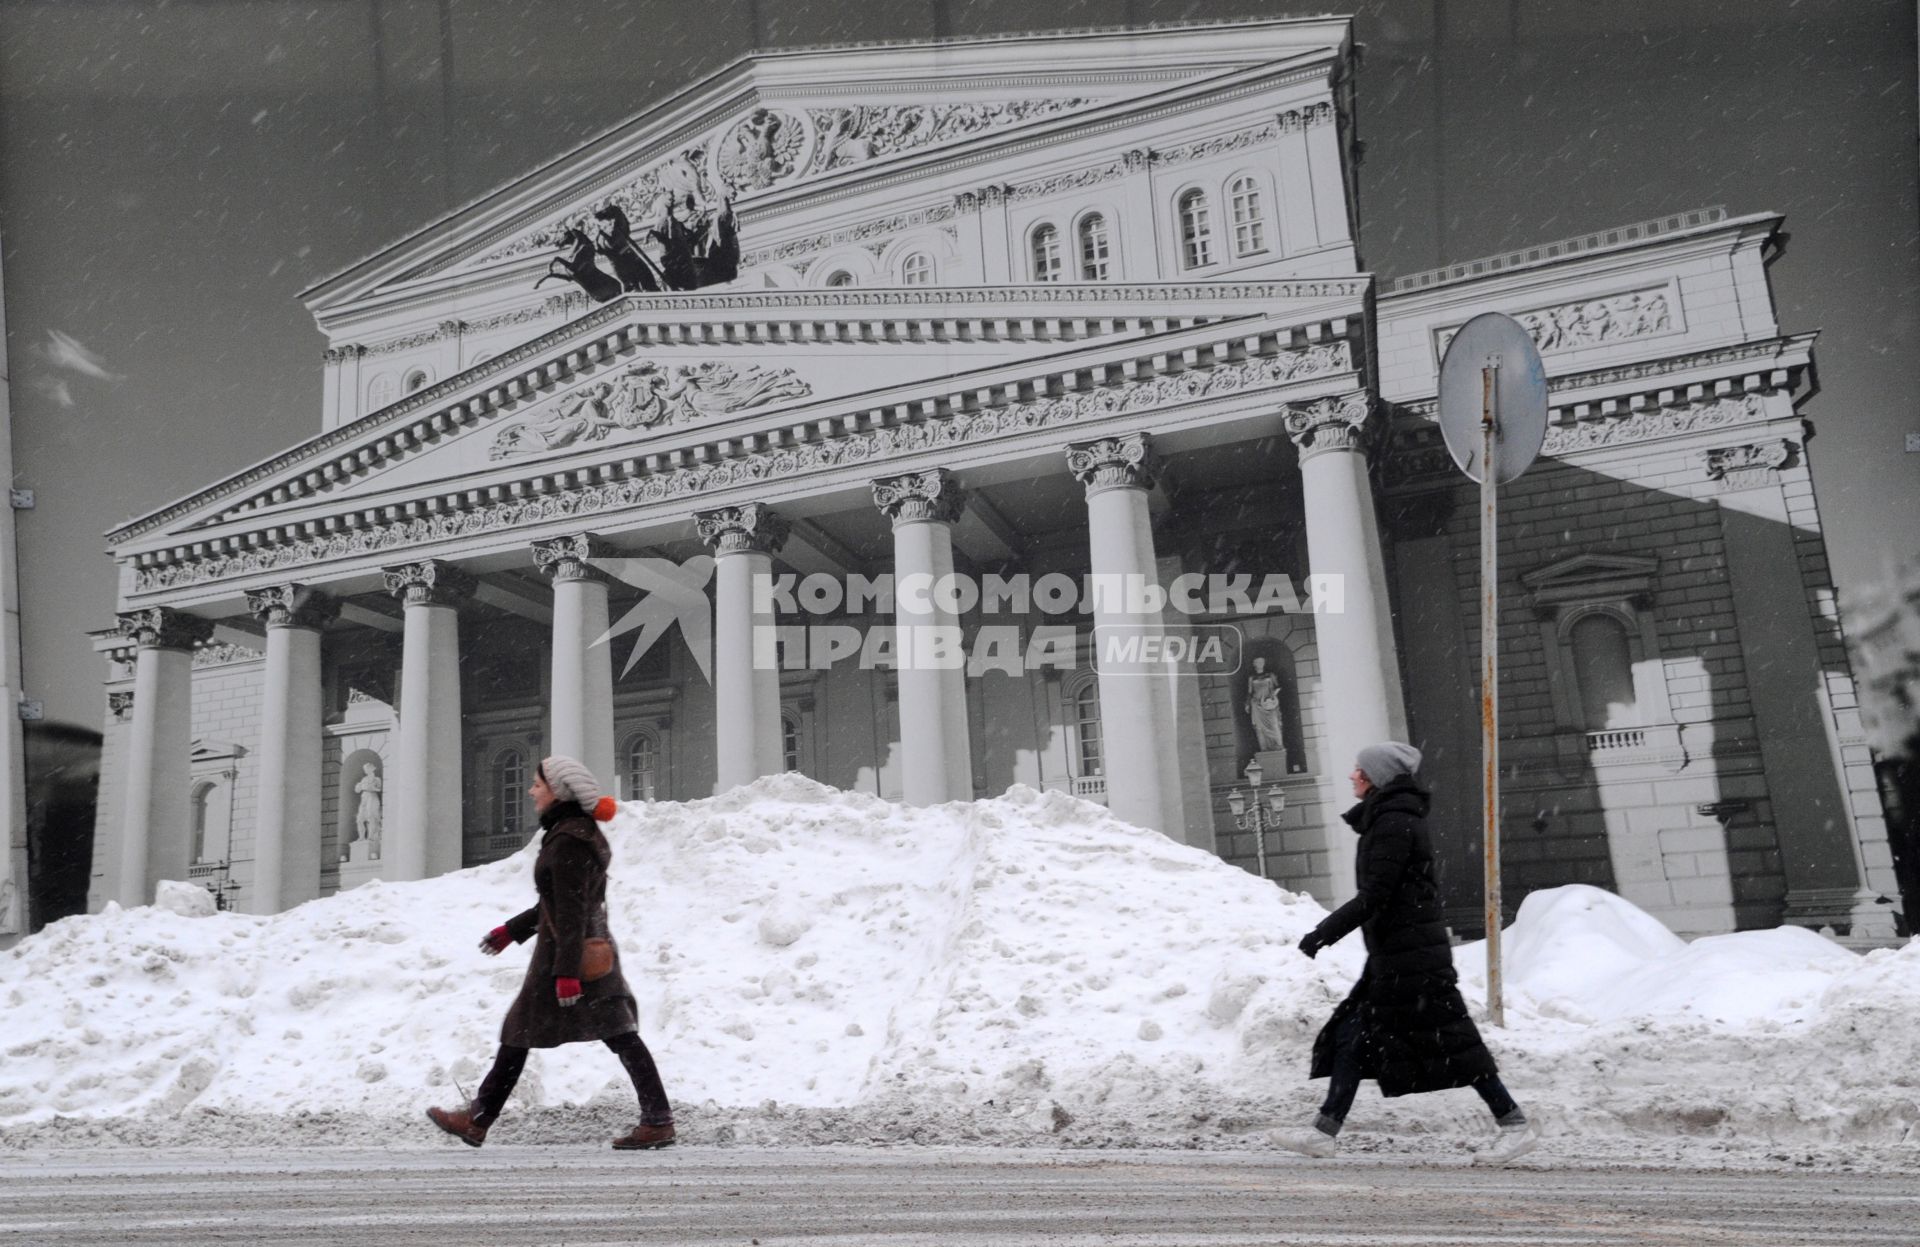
[89,17,1902,942]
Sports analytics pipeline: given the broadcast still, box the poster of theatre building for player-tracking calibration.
[86,17,1903,948]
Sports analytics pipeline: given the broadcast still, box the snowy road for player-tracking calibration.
[0,1147,1914,1246]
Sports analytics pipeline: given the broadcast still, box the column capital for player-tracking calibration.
[381,560,476,607]
[872,469,967,526]
[1283,391,1376,461]
[694,503,791,557]
[116,607,213,651]
[245,584,339,630]
[1066,432,1160,496]
[532,533,613,583]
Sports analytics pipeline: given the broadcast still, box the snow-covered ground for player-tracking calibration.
[2,776,1916,1167]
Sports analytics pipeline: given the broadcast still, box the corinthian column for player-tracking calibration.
[695,504,790,792]
[1067,432,1185,836]
[1285,392,1409,900]
[245,585,336,913]
[534,534,615,788]
[382,561,474,881]
[115,607,212,906]
[874,469,973,805]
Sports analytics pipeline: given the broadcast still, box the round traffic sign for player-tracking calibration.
[1437,312,1549,484]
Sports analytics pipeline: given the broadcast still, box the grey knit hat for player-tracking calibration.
[1355,741,1422,788]
[538,755,602,807]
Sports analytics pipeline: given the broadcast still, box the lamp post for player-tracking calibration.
[1226,757,1287,881]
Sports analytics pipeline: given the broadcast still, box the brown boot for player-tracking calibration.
[426,1105,490,1148]
[611,1121,676,1150]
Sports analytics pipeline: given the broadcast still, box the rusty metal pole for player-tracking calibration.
[1481,360,1504,1028]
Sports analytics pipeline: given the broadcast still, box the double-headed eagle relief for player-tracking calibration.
[489,360,812,460]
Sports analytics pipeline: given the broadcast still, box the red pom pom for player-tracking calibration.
[592,796,617,822]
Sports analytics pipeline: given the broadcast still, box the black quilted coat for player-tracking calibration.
[1306,776,1498,1097]
[498,801,640,1049]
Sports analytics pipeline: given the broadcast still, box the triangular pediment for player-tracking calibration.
[1522,553,1660,603]
[302,20,1351,314]
[111,278,1368,555]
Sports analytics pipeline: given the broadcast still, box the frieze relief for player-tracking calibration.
[1701,438,1796,490]
[131,341,1351,592]
[1541,394,1765,456]
[489,360,812,460]
[1157,121,1281,165]
[192,641,265,668]
[808,99,1093,173]
[1435,287,1677,359]
[744,205,958,267]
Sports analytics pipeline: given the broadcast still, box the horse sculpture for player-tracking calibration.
[538,192,740,301]
[592,205,667,293]
[535,226,622,304]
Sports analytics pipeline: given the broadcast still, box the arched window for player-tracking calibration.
[625,732,659,802]
[190,782,215,863]
[1178,190,1213,269]
[901,252,933,286]
[825,270,855,288]
[1030,224,1063,283]
[493,748,527,842]
[782,712,804,774]
[1077,214,1111,281]
[1570,613,1637,729]
[367,373,397,411]
[1228,175,1267,256]
[403,368,430,394]
[1072,679,1104,777]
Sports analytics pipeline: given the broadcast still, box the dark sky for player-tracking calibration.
[1,0,1914,727]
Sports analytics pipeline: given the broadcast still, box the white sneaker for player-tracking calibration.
[1271,1128,1337,1158]
[1473,1118,1540,1166]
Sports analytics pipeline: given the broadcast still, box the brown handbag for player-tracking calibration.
[580,937,616,982]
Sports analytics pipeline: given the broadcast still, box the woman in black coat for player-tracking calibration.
[426,755,676,1151]
[1273,742,1538,1165]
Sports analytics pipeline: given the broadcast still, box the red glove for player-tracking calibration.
[478,926,511,955]
[556,976,583,1008]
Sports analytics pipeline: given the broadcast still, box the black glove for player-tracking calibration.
[1297,929,1328,960]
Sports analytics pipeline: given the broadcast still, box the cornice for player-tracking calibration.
[1394,333,1813,418]
[1381,207,1786,304]
[124,335,1358,595]
[1383,391,1778,489]
[109,281,1369,549]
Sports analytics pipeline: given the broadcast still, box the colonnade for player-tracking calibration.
[110,397,1405,909]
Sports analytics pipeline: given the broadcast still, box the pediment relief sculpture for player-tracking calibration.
[489,359,813,460]
[476,97,1095,273]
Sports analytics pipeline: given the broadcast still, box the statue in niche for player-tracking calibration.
[352,762,383,861]
[1244,656,1286,754]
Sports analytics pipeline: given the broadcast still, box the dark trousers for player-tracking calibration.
[1317,1012,1521,1133]
[472,1032,673,1127]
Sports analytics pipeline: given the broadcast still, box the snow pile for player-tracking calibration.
[1,775,1916,1157]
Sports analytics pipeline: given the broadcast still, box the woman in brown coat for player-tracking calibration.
[427,755,675,1150]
